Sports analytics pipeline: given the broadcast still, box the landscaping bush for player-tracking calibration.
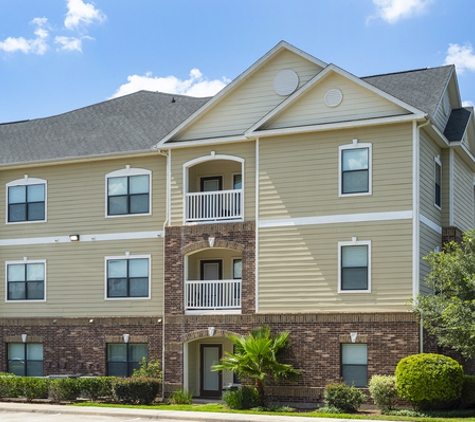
[459,375,475,409]
[17,377,50,402]
[368,375,398,411]
[168,388,193,404]
[79,376,114,401]
[323,382,366,413]
[49,377,81,402]
[132,357,162,381]
[0,373,20,398]
[223,386,260,410]
[395,353,464,410]
[112,377,160,404]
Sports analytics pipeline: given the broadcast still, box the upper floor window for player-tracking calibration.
[105,255,150,299]
[339,240,371,293]
[8,343,43,376]
[434,156,442,209]
[6,260,46,301]
[7,177,46,223]
[106,167,151,217]
[339,141,372,196]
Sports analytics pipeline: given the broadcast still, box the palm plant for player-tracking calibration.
[211,326,300,406]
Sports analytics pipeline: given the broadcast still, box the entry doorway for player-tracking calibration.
[200,344,222,397]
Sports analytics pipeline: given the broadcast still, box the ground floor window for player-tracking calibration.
[107,343,147,377]
[341,343,367,387]
[7,343,43,376]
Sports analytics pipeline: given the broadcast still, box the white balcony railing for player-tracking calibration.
[186,189,242,222]
[185,279,242,311]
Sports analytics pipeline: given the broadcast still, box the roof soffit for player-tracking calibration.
[246,64,426,135]
[156,41,328,147]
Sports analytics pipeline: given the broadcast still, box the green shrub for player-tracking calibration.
[459,375,475,409]
[368,375,398,411]
[0,374,20,398]
[168,388,193,404]
[79,377,114,401]
[223,386,260,410]
[18,377,50,402]
[132,357,162,381]
[49,377,81,402]
[395,353,464,410]
[112,377,160,404]
[323,382,366,413]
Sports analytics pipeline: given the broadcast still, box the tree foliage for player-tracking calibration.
[412,230,475,359]
[211,326,300,406]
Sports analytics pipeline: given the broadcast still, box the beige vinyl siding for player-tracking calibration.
[170,142,255,225]
[258,220,413,313]
[177,49,323,141]
[452,150,475,231]
[419,131,442,225]
[259,124,413,221]
[0,238,163,317]
[419,223,440,296]
[266,73,409,130]
[0,155,165,239]
[431,96,451,133]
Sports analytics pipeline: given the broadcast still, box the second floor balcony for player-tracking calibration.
[185,279,241,313]
[186,189,242,222]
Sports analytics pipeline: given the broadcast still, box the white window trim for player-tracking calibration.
[6,177,47,225]
[5,259,47,303]
[105,167,152,218]
[434,156,442,210]
[338,141,372,197]
[338,239,371,293]
[104,254,151,300]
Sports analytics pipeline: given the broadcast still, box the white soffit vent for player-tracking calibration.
[324,88,343,107]
[273,69,299,96]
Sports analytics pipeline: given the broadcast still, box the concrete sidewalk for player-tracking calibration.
[0,401,392,422]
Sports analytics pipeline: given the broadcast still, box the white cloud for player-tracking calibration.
[55,36,84,52]
[64,0,106,30]
[444,43,475,73]
[463,100,474,108]
[111,69,230,99]
[372,0,432,23]
[0,17,49,54]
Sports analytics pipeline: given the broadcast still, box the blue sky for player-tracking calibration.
[0,0,474,123]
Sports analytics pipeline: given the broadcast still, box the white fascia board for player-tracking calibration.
[246,113,426,139]
[246,64,425,135]
[162,135,249,150]
[155,41,327,148]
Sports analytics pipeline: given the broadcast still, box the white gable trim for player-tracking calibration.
[155,41,327,148]
[246,64,426,136]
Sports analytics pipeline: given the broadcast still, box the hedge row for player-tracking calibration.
[0,375,160,404]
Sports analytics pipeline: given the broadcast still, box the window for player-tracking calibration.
[107,343,147,377]
[7,178,46,223]
[341,344,367,387]
[106,256,150,299]
[339,142,372,196]
[233,174,242,190]
[8,343,43,376]
[106,168,151,216]
[6,261,45,301]
[434,157,442,208]
[339,241,371,292]
[233,258,242,279]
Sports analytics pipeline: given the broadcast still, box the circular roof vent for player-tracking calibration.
[273,69,299,96]
[324,89,343,107]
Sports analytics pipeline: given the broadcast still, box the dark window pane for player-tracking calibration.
[108,362,128,377]
[8,360,26,376]
[130,194,149,214]
[129,344,147,362]
[108,278,127,297]
[342,170,369,194]
[9,204,27,222]
[27,361,43,377]
[9,283,26,300]
[341,268,368,290]
[129,278,148,297]
[28,202,45,221]
[107,344,126,362]
[109,196,128,215]
[27,281,44,300]
[342,365,367,387]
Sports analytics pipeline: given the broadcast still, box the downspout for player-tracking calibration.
[156,148,170,401]
[413,118,430,354]
[255,138,260,313]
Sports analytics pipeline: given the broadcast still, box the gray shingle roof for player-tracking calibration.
[444,107,473,142]
[0,91,209,165]
[362,65,454,116]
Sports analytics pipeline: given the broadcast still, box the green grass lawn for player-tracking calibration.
[72,402,475,421]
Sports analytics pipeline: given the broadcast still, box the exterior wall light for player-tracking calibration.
[69,234,80,241]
